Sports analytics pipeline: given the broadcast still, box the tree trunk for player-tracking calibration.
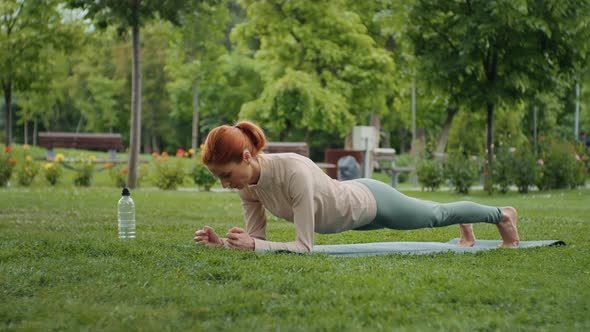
[23,111,28,145]
[192,80,199,155]
[143,127,151,155]
[435,107,458,155]
[398,127,407,154]
[486,101,494,177]
[3,80,12,147]
[127,20,142,189]
[370,113,381,148]
[33,118,38,146]
[152,135,159,154]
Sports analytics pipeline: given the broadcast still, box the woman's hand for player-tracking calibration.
[194,226,223,247]
[226,227,255,251]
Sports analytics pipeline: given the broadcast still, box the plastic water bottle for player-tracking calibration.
[118,188,136,239]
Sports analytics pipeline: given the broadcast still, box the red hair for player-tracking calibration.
[202,121,266,165]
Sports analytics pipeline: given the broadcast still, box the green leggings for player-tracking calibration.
[354,178,502,230]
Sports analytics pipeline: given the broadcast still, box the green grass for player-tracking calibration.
[2,187,589,331]
[2,145,590,330]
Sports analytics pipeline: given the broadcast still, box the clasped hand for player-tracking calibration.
[194,226,254,251]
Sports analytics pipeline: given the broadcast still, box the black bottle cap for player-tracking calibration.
[122,188,131,196]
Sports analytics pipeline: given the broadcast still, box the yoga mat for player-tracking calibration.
[313,239,566,257]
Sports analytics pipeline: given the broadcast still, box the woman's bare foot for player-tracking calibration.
[458,224,476,247]
[497,206,520,247]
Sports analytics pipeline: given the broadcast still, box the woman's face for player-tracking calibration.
[206,152,256,190]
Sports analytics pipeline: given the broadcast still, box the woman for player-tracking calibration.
[194,121,519,253]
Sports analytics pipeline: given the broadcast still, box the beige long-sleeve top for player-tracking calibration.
[238,153,377,253]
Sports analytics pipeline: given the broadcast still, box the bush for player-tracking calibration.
[16,155,40,186]
[43,162,63,186]
[491,145,512,194]
[491,144,539,194]
[152,152,186,190]
[138,163,151,186]
[73,158,95,187]
[416,159,443,191]
[107,163,128,188]
[445,153,479,194]
[0,146,16,187]
[508,146,537,193]
[536,142,587,190]
[192,162,217,191]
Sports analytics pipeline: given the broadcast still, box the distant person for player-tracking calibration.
[579,131,590,152]
[194,121,519,253]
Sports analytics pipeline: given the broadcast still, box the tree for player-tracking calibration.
[0,0,81,147]
[232,0,395,141]
[67,29,126,134]
[165,0,230,153]
[408,0,590,180]
[68,0,194,189]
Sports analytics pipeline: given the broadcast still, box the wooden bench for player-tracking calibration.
[263,142,310,157]
[373,148,415,187]
[263,142,336,171]
[38,132,125,160]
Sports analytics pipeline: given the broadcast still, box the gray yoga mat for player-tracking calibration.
[313,239,566,257]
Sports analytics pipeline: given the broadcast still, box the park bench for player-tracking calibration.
[38,132,125,161]
[373,148,415,187]
[263,143,412,186]
[263,142,310,157]
[263,142,336,171]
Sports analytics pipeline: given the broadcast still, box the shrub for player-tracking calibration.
[152,152,186,190]
[416,159,443,191]
[43,162,63,186]
[107,163,128,188]
[536,142,587,190]
[0,146,16,186]
[192,162,217,191]
[508,146,537,193]
[445,153,478,194]
[491,145,513,194]
[73,157,95,187]
[16,155,40,186]
[138,163,151,186]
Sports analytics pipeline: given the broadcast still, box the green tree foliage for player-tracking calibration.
[17,49,73,145]
[407,0,590,174]
[67,29,126,134]
[142,21,176,152]
[1,0,82,146]
[232,0,395,140]
[165,0,231,151]
[345,0,459,153]
[68,0,195,188]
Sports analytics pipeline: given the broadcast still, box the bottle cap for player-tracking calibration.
[122,188,131,196]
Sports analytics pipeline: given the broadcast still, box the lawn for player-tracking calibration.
[1,169,590,330]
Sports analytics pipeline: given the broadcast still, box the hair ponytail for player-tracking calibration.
[202,121,267,165]
[234,121,266,155]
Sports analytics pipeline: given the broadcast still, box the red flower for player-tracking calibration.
[176,148,185,157]
[3,146,10,153]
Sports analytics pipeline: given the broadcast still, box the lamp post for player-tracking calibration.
[574,81,580,139]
